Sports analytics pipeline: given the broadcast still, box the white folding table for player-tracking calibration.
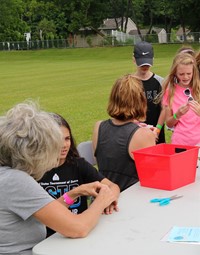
[32,171,200,255]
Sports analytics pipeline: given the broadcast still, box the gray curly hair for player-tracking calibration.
[0,101,63,180]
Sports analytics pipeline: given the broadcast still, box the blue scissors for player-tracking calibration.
[150,195,183,206]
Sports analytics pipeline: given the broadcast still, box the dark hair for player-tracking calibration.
[50,113,80,163]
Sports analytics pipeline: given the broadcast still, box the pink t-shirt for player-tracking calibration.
[163,84,200,145]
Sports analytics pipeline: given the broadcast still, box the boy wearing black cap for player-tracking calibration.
[133,41,165,143]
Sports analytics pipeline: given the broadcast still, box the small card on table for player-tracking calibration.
[167,226,200,243]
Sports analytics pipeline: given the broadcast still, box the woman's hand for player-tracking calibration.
[79,182,119,214]
[77,181,103,197]
[68,181,103,200]
[64,181,119,214]
[95,184,116,210]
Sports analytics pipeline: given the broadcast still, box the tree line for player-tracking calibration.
[0,0,199,42]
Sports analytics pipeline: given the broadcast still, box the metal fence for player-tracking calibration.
[1,32,200,51]
[0,39,69,51]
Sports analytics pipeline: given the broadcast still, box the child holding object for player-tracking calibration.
[159,53,200,145]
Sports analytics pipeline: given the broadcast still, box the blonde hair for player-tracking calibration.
[195,50,200,74]
[107,74,147,121]
[176,45,195,57]
[159,53,200,107]
[0,101,63,180]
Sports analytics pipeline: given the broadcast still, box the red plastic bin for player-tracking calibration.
[132,143,198,190]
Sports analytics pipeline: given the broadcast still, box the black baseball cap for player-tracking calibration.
[133,41,154,66]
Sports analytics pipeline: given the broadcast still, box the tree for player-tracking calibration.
[36,18,56,39]
[184,0,200,32]
[131,0,145,39]
[0,0,200,43]
[106,0,133,33]
[0,0,29,41]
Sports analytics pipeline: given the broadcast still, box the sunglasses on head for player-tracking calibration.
[184,88,193,101]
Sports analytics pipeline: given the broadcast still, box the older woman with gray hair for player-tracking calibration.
[0,101,116,255]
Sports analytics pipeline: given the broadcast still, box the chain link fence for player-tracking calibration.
[1,32,200,51]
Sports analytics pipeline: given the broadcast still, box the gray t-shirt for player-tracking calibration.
[0,166,54,255]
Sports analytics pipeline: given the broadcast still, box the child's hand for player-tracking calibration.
[136,123,158,141]
[188,100,200,116]
[176,104,190,118]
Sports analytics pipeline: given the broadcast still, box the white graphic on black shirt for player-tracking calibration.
[146,90,158,100]
[52,174,59,181]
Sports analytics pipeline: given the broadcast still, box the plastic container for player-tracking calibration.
[132,143,198,190]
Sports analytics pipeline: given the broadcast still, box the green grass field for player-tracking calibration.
[0,43,199,144]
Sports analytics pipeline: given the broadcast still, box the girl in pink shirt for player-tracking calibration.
[161,53,200,145]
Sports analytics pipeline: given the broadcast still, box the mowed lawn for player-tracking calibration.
[0,43,199,144]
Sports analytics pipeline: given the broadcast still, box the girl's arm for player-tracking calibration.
[33,183,115,238]
[165,107,179,128]
[155,106,166,134]
[56,181,108,207]
[129,127,156,159]
[92,120,102,154]
[165,105,189,128]
[101,178,120,214]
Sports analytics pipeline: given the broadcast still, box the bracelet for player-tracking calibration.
[156,124,162,130]
[156,128,161,134]
[63,193,74,206]
[173,113,178,120]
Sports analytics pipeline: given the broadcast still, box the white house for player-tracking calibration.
[98,18,136,43]
[176,27,194,42]
[151,27,167,43]
[78,18,167,46]
[100,18,137,35]
[129,27,167,43]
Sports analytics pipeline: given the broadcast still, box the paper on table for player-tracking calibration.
[168,226,200,243]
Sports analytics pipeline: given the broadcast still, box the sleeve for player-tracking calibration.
[154,74,164,86]
[6,170,54,220]
[77,158,105,183]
